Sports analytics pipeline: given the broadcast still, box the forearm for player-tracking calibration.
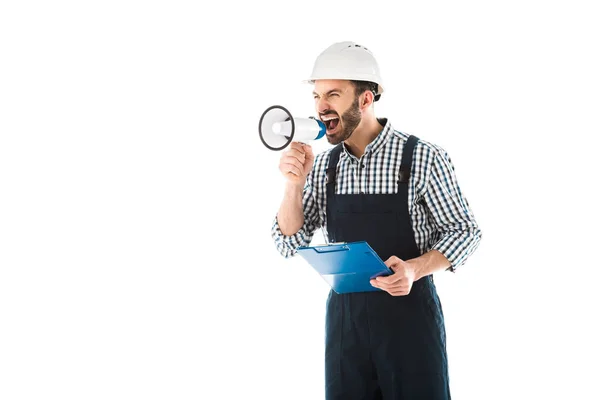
[409,250,451,281]
[421,146,482,271]
[277,182,305,236]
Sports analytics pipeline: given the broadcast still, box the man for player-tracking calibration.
[271,41,482,399]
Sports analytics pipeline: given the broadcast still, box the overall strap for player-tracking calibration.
[398,135,419,184]
[325,144,344,243]
[326,143,344,189]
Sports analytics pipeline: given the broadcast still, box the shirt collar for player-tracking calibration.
[340,118,394,159]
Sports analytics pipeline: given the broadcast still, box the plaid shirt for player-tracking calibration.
[271,119,482,271]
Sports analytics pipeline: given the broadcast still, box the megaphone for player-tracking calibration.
[259,105,326,151]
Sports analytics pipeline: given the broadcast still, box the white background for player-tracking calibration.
[1,1,599,399]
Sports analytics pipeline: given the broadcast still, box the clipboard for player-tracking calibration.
[296,241,393,294]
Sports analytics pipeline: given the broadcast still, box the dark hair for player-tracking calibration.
[350,80,380,101]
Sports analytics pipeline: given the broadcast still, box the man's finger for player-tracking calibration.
[383,256,402,267]
[303,143,314,158]
[373,280,405,291]
[282,164,302,176]
[376,273,404,284]
[281,158,305,172]
[389,289,410,296]
[284,150,306,164]
[289,142,306,152]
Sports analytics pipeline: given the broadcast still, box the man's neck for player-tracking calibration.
[344,117,384,158]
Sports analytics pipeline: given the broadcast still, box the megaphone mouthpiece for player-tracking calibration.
[259,105,326,151]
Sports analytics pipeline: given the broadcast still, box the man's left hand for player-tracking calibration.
[370,256,417,296]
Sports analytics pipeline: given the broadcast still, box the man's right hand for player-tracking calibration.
[279,142,314,186]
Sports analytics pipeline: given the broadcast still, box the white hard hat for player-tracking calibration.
[304,41,384,100]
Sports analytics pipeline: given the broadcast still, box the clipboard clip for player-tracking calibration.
[314,243,349,253]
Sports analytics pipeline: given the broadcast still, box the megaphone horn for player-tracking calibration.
[259,105,326,151]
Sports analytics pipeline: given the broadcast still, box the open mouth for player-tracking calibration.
[321,115,340,132]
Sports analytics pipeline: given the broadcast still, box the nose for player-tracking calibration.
[316,97,332,115]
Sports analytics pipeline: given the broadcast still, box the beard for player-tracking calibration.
[325,97,362,145]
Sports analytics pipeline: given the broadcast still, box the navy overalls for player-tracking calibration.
[324,135,450,399]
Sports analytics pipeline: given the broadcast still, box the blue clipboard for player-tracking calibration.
[296,241,393,294]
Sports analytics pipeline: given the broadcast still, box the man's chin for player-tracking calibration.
[326,133,343,145]
[326,127,346,144]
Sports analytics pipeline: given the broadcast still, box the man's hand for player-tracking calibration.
[279,142,314,186]
[370,251,450,296]
[370,256,417,296]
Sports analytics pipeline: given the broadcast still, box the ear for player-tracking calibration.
[360,90,375,110]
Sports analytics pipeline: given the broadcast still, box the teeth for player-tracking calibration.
[322,116,339,121]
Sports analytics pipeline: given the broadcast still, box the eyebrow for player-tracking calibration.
[313,89,342,97]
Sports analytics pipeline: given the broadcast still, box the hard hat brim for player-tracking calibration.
[301,78,384,97]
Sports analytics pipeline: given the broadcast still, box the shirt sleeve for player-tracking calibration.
[270,170,324,258]
[422,145,482,271]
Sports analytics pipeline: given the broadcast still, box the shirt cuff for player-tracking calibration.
[431,230,482,272]
[271,216,311,258]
